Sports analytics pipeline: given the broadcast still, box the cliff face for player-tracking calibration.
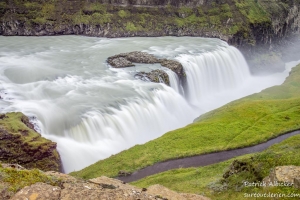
[0,112,62,172]
[0,0,299,72]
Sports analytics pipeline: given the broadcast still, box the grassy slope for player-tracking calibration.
[71,64,300,179]
[132,134,300,200]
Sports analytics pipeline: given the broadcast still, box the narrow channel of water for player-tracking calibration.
[118,130,300,182]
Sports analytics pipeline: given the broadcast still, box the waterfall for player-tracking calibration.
[49,84,198,172]
[164,69,183,94]
[1,36,289,173]
[176,46,251,106]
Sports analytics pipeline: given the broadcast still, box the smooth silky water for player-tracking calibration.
[0,36,298,172]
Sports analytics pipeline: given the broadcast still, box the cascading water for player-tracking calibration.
[0,36,296,172]
[177,46,251,105]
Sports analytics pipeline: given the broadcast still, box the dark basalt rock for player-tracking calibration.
[107,51,185,84]
[107,56,134,68]
[107,51,159,68]
[126,51,160,63]
[159,59,186,79]
[135,69,170,86]
[118,170,132,177]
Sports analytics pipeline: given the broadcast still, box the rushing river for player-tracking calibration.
[0,36,298,173]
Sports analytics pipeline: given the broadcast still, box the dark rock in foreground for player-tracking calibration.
[0,112,62,172]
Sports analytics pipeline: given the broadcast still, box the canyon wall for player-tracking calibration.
[0,0,300,72]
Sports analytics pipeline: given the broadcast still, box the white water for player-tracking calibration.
[0,36,298,172]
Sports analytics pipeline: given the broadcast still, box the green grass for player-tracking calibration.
[132,135,300,200]
[0,112,48,145]
[234,0,270,24]
[71,64,300,179]
[0,164,61,193]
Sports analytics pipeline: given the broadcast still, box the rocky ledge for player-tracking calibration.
[135,69,170,86]
[0,112,61,172]
[107,51,185,85]
[263,165,300,189]
[0,164,210,200]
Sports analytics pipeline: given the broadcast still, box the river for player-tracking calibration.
[0,36,298,172]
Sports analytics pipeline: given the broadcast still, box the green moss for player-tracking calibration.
[208,7,220,16]
[118,10,129,18]
[177,6,194,18]
[125,22,138,32]
[31,17,47,25]
[234,0,270,24]
[209,15,221,26]
[229,25,239,34]
[83,3,106,14]
[71,64,300,179]
[0,166,61,193]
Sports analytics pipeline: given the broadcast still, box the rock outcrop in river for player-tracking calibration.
[0,112,61,172]
[108,51,185,85]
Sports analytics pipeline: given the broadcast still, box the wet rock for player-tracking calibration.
[10,182,61,200]
[126,51,159,63]
[159,59,186,80]
[118,170,132,177]
[263,166,300,189]
[135,69,170,85]
[107,56,134,68]
[107,51,159,68]
[107,51,186,85]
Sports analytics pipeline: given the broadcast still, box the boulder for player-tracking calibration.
[135,69,170,86]
[10,183,61,200]
[126,51,159,63]
[159,59,186,80]
[118,170,132,177]
[263,165,300,188]
[107,51,186,84]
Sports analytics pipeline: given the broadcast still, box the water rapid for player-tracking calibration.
[0,36,296,172]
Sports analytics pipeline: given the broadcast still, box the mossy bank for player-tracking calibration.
[1,0,300,72]
[0,112,61,172]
